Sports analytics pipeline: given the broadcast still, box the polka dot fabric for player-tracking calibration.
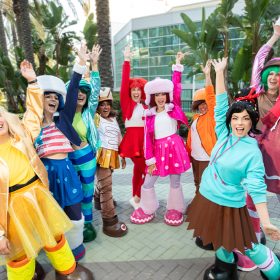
[152,134,190,176]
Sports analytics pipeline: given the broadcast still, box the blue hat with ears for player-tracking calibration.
[37,75,66,111]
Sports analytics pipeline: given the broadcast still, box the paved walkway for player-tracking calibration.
[1,160,280,279]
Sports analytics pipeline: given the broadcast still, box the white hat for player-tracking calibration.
[144,77,174,105]
[99,87,113,102]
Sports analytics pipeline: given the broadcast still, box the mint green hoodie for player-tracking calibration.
[200,93,267,208]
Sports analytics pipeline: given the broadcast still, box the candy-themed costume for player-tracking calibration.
[94,88,128,237]
[35,63,87,261]
[67,71,101,243]
[186,92,280,280]
[119,60,147,201]
[186,86,216,193]
[130,64,191,226]
[0,86,92,280]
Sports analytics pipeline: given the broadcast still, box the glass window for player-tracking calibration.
[132,29,148,40]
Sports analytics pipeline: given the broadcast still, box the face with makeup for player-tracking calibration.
[230,110,252,137]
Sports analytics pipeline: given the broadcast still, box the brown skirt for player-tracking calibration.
[186,192,258,253]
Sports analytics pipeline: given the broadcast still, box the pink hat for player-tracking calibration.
[144,77,174,105]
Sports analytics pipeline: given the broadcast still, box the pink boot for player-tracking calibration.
[130,207,154,224]
[234,250,257,272]
[164,209,183,226]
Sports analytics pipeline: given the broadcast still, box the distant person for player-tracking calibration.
[94,87,128,237]
[119,46,147,210]
[186,57,280,280]
[130,52,191,226]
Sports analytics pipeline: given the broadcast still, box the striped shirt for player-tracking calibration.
[35,122,73,158]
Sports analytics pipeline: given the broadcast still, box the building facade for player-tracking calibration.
[112,0,244,111]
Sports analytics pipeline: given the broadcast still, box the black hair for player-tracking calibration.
[225,101,261,136]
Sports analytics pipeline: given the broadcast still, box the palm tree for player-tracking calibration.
[13,0,34,64]
[0,10,8,56]
[95,0,113,88]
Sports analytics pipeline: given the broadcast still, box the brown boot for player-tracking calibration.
[33,261,45,280]
[102,215,128,237]
[45,263,94,280]
[94,196,117,210]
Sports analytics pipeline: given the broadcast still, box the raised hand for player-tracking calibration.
[90,44,102,65]
[201,60,212,76]
[176,51,185,65]
[273,19,280,37]
[20,60,36,82]
[76,42,89,66]
[211,57,228,73]
[123,45,133,61]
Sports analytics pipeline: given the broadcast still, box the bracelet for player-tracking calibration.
[28,79,37,84]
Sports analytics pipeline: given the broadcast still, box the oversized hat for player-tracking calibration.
[144,77,174,105]
[37,75,66,111]
[129,78,147,101]
[192,88,206,111]
[99,87,113,102]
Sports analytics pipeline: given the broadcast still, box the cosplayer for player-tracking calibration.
[67,44,102,243]
[94,87,128,237]
[0,60,93,280]
[34,44,88,261]
[237,19,280,271]
[186,60,217,250]
[186,57,280,280]
[130,52,191,226]
[119,45,147,209]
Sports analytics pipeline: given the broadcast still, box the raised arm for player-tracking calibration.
[202,60,215,118]
[60,43,87,122]
[88,44,102,117]
[251,22,280,90]
[212,58,229,138]
[120,46,133,118]
[172,52,184,107]
[20,60,44,142]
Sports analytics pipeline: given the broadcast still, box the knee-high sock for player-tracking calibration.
[69,147,96,223]
[246,194,261,242]
[6,257,35,280]
[64,217,85,261]
[131,156,146,198]
[245,243,280,280]
[166,174,185,213]
[44,235,76,275]
[140,175,159,214]
[96,166,115,219]
[216,247,235,263]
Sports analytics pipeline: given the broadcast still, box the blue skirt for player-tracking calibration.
[41,157,83,208]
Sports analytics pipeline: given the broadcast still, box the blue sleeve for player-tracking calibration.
[243,150,267,204]
[88,71,101,117]
[59,71,81,124]
[214,93,229,138]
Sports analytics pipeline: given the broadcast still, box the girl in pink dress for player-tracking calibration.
[130,52,191,226]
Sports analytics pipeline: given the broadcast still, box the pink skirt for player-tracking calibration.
[152,134,190,176]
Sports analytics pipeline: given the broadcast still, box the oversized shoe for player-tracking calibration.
[83,223,97,243]
[102,215,128,237]
[204,255,238,280]
[130,207,155,224]
[45,263,94,280]
[164,209,183,226]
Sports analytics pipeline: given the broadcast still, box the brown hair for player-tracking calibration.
[97,100,117,118]
[149,93,170,108]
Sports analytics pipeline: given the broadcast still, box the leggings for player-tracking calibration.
[131,156,146,197]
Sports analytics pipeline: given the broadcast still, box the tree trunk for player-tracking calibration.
[95,0,113,89]
[13,0,34,65]
[0,10,8,56]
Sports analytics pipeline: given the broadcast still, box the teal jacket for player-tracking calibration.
[199,93,267,208]
[81,71,101,152]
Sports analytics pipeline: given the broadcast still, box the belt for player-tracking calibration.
[9,175,39,193]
